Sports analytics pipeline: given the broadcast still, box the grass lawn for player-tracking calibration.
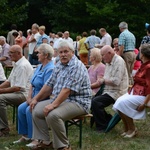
[0,106,150,150]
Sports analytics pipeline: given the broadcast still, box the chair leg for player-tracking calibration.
[79,120,82,148]
[16,107,18,130]
[65,121,68,137]
[13,106,16,124]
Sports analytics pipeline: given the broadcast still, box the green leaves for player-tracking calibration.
[0,0,28,34]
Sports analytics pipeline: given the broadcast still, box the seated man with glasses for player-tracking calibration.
[0,45,33,137]
[91,45,128,133]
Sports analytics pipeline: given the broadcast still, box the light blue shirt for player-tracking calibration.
[46,55,92,113]
[84,35,101,49]
[36,34,49,47]
[31,61,54,97]
[118,29,135,51]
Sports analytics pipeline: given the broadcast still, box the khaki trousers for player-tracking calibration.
[122,51,136,85]
[32,100,86,149]
[0,92,26,129]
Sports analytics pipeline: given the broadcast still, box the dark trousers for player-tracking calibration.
[91,94,115,130]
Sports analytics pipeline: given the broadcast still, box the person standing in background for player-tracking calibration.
[28,23,41,65]
[7,24,17,46]
[99,28,112,48]
[78,32,88,65]
[73,35,81,59]
[23,29,32,59]
[84,29,101,65]
[118,21,136,85]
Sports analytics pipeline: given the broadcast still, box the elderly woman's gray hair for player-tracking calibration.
[38,43,54,59]
[91,48,102,62]
[140,44,150,59]
[119,22,128,29]
[57,40,74,52]
[0,36,6,42]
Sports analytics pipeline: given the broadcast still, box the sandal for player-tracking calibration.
[26,140,39,148]
[13,136,31,144]
[26,140,53,150]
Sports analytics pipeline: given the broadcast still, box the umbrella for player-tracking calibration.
[104,113,121,133]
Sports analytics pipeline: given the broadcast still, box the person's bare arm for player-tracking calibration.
[118,45,124,56]
[0,57,7,61]
[0,86,21,94]
[30,84,52,110]
[0,81,10,88]
[137,94,150,111]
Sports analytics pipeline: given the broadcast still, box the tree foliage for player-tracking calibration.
[41,0,150,45]
[0,0,28,34]
[1,0,150,45]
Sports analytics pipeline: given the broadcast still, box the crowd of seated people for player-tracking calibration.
[0,21,150,150]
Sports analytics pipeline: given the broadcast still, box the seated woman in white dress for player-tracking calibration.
[113,43,150,138]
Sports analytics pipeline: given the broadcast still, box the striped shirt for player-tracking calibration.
[103,54,128,100]
[141,36,150,44]
[118,29,135,51]
[46,55,92,113]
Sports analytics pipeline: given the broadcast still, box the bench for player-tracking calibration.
[65,114,93,148]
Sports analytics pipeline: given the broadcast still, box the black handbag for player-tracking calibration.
[31,50,38,59]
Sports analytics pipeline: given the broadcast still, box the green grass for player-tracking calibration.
[1,107,150,150]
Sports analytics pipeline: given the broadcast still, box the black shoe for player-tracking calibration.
[0,128,10,137]
[95,129,105,134]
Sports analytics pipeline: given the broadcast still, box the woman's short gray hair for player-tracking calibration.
[57,40,74,52]
[0,36,6,42]
[140,44,150,59]
[38,43,54,60]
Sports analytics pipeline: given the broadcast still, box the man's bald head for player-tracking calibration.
[11,45,22,53]
[101,45,114,54]
[101,45,115,64]
[9,45,23,62]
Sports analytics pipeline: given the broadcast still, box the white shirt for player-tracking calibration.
[28,32,41,54]
[8,56,33,97]
[100,33,112,46]
[64,37,73,45]
[53,37,63,50]
[0,63,6,81]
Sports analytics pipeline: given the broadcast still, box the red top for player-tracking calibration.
[131,60,150,96]
[133,49,141,70]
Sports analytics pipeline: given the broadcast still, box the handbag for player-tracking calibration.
[31,50,38,59]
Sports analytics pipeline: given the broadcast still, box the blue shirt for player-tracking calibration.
[46,55,92,113]
[31,61,54,98]
[36,34,49,47]
[84,35,101,49]
[118,29,135,51]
